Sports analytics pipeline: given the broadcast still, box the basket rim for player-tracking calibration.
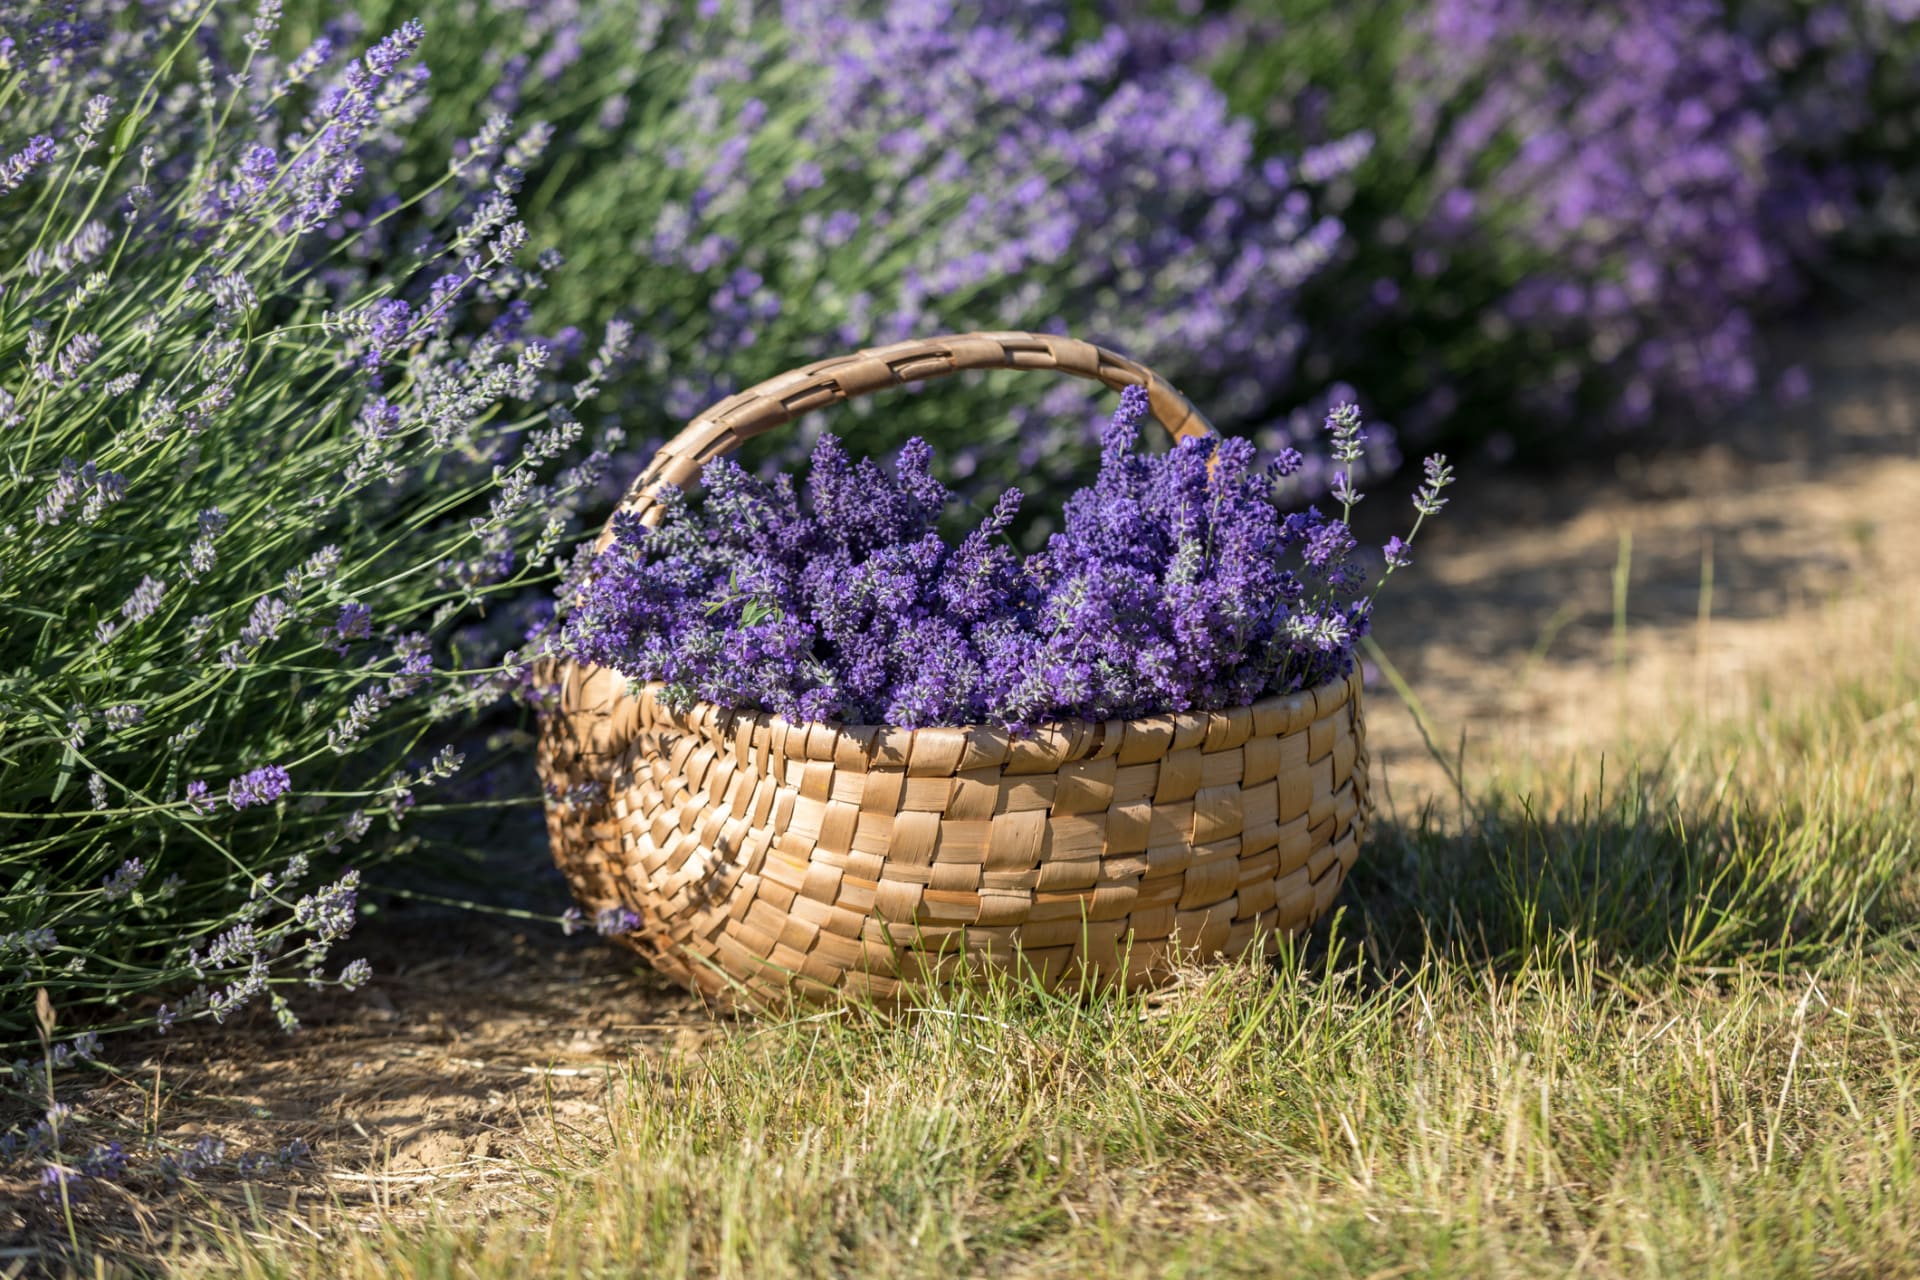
[597,667,1362,774]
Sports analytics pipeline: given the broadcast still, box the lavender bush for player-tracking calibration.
[1732,0,1920,254]
[366,0,1920,482]
[1387,0,1880,429]
[557,387,1451,730]
[0,6,610,1043]
[1180,0,1920,450]
[329,0,1391,515]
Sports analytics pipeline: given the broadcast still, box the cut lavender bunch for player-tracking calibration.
[537,342,1413,1006]
[558,387,1451,732]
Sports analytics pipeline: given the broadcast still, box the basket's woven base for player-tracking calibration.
[538,668,1370,1009]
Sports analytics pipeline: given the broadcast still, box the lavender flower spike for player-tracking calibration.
[227,766,292,810]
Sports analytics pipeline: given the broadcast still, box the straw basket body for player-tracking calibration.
[537,331,1371,1006]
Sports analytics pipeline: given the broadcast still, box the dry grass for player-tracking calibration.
[140,610,1917,1280]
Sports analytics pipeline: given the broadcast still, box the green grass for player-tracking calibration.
[173,645,1920,1280]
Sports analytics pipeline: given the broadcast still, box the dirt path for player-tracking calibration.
[1365,296,1920,809]
[7,299,1919,1263]
[0,918,708,1258]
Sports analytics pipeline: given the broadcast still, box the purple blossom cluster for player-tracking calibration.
[227,766,293,811]
[0,1101,311,1209]
[560,388,1451,730]
[1181,0,1920,447]
[777,0,1358,423]
[1404,0,1845,426]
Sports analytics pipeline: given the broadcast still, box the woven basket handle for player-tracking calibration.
[600,330,1213,547]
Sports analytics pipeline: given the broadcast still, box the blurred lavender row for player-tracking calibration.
[15,0,1913,498]
[412,0,1918,483]
[382,0,1390,509]
[1185,0,1920,447]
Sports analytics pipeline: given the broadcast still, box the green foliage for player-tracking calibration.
[0,8,601,1041]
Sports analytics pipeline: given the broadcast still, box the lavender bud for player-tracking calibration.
[227,765,291,810]
[184,780,214,815]
[118,576,166,625]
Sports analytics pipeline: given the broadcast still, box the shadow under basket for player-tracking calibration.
[536,330,1372,1008]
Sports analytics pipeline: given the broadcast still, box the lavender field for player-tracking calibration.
[2,1,1917,1275]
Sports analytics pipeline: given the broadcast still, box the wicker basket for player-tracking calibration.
[537,331,1370,1006]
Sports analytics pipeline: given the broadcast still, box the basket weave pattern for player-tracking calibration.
[538,331,1371,1004]
[540,668,1367,1003]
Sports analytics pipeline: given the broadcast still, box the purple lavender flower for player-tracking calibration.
[99,859,145,902]
[595,906,641,936]
[322,810,371,853]
[0,927,58,959]
[81,1142,127,1181]
[560,393,1443,729]
[38,1163,80,1202]
[159,1136,228,1182]
[201,922,258,970]
[325,600,374,654]
[34,457,124,527]
[386,632,433,696]
[0,136,57,195]
[293,870,360,943]
[184,781,215,815]
[239,596,292,647]
[227,766,292,810]
[120,574,166,623]
[1414,454,1456,516]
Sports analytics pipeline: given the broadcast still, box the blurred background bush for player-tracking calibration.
[329,0,1920,491]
